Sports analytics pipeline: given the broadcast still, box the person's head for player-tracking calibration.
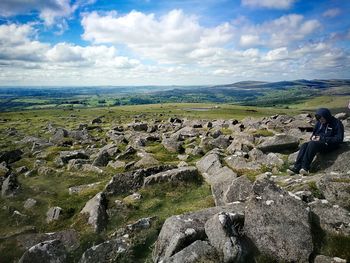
[315,108,332,124]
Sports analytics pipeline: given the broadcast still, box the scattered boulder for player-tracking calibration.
[334,112,348,120]
[128,122,148,132]
[59,150,89,164]
[91,117,102,124]
[143,166,200,186]
[46,206,63,223]
[92,150,110,167]
[67,159,90,170]
[0,149,23,164]
[80,192,108,233]
[153,203,245,262]
[134,152,160,168]
[107,160,126,170]
[223,175,252,203]
[314,255,347,263]
[24,198,37,209]
[19,239,67,263]
[162,135,184,153]
[309,200,350,236]
[317,173,350,209]
[68,182,101,195]
[165,240,219,263]
[104,165,174,196]
[79,237,129,263]
[244,178,313,262]
[1,173,20,197]
[257,134,299,153]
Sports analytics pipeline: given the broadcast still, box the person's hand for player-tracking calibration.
[311,135,320,141]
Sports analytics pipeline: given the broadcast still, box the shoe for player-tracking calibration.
[287,167,299,175]
[299,168,309,175]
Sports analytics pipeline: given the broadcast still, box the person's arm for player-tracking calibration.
[320,120,344,145]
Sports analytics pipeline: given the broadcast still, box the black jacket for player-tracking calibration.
[312,108,344,146]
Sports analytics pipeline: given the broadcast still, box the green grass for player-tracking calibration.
[290,95,350,111]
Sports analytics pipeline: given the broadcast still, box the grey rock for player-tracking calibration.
[17,229,80,252]
[288,150,299,165]
[134,152,160,168]
[165,240,219,263]
[0,149,23,164]
[224,176,252,203]
[128,122,148,131]
[310,200,350,236]
[67,159,90,170]
[92,150,110,167]
[91,117,102,124]
[37,166,55,176]
[143,166,200,186]
[59,150,89,164]
[257,134,299,153]
[205,212,244,263]
[153,203,245,262]
[107,160,126,170]
[226,134,254,154]
[46,206,63,223]
[210,135,231,149]
[82,164,103,174]
[334,112,348,120]
[1,173,20,197]
[79,237,129,263]
[80,192,108,233]
[225,155,261,173]
[24,198,37,209]
[104,165,175,196]
[16,166,29,174]
[116,145,136,160]
[68,182,101,195]
[244,178,313,262]
[314,255,347,263]
[317,173,350,209]
[50,128,69,144]
[19,239,67,263]
[162,135,184,153]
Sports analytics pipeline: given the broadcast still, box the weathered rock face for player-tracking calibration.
[50,128,69,144]
[309,200,350,236]
[223,176,252,203]
[134,152,159,168]
[164,240,219,263]
[16,229,80,252]
[153,203,245,263]
[0,149,23,164]
[79,237,129,263]
[226,134,255,154]
[317,173,350,209]
[104,165,175,196]
[143,166,200,186]
[1,173,20,197]
[128,122,148,132]
[162,135,184,153]
[314,255,347,263]
[80,192,108,233]
[204,212,244,263]
[92,150,110,167]
[257,134,299,153]
[196,149,237,205]
[19,239,67,263]
[244,178,313,262]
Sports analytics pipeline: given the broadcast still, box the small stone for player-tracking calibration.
[24,198,37,209]
[47,206,63,223]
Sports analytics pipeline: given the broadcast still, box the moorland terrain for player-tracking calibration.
[0,80,350,263]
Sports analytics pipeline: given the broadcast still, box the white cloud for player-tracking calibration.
[322,8,341,18]
[264,47,289,61]
[82,9,233,64]
[240,34,260,47]
[242,0,297,9]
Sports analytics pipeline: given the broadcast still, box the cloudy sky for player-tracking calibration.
[0,0,349,86]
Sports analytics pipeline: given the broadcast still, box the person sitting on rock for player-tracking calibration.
[287,108,344,175]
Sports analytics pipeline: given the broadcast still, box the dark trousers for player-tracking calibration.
[294,141,328,171]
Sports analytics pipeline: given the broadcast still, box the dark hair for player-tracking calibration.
[315,114,321,120]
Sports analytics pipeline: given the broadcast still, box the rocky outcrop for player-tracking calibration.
[257,134,299,153]
[19,239,67,263]
[244,178,313,262]
[59,150,89,164]
[1,173,20,197]
[104,165,175,196]
[143,166,200,186]
[223,175,252,203]
[153,203,245,262]
[80,192,108,233]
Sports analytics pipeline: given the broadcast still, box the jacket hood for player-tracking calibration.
[315,108,333,122]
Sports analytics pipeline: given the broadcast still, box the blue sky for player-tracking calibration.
[0,0,349,86]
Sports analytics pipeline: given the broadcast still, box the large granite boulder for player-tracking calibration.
[153,203,245,263]
[162,135,184,153]
[317,173,350,209]
[143,166,200,186]
[226,134,255,154]
[79,237,129,263]
[104,165,174,196]
[80,192,108,233]
[223,175,252,203]
[164,240,219,263]
[244,178,313,262]
[19,239,67,263]
[204,212,245,263]
[196,149,237,205]
[309,200,350,236]
[59,150,89,164]
[257,134,299,153]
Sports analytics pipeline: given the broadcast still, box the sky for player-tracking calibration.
[0,0,349,86]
